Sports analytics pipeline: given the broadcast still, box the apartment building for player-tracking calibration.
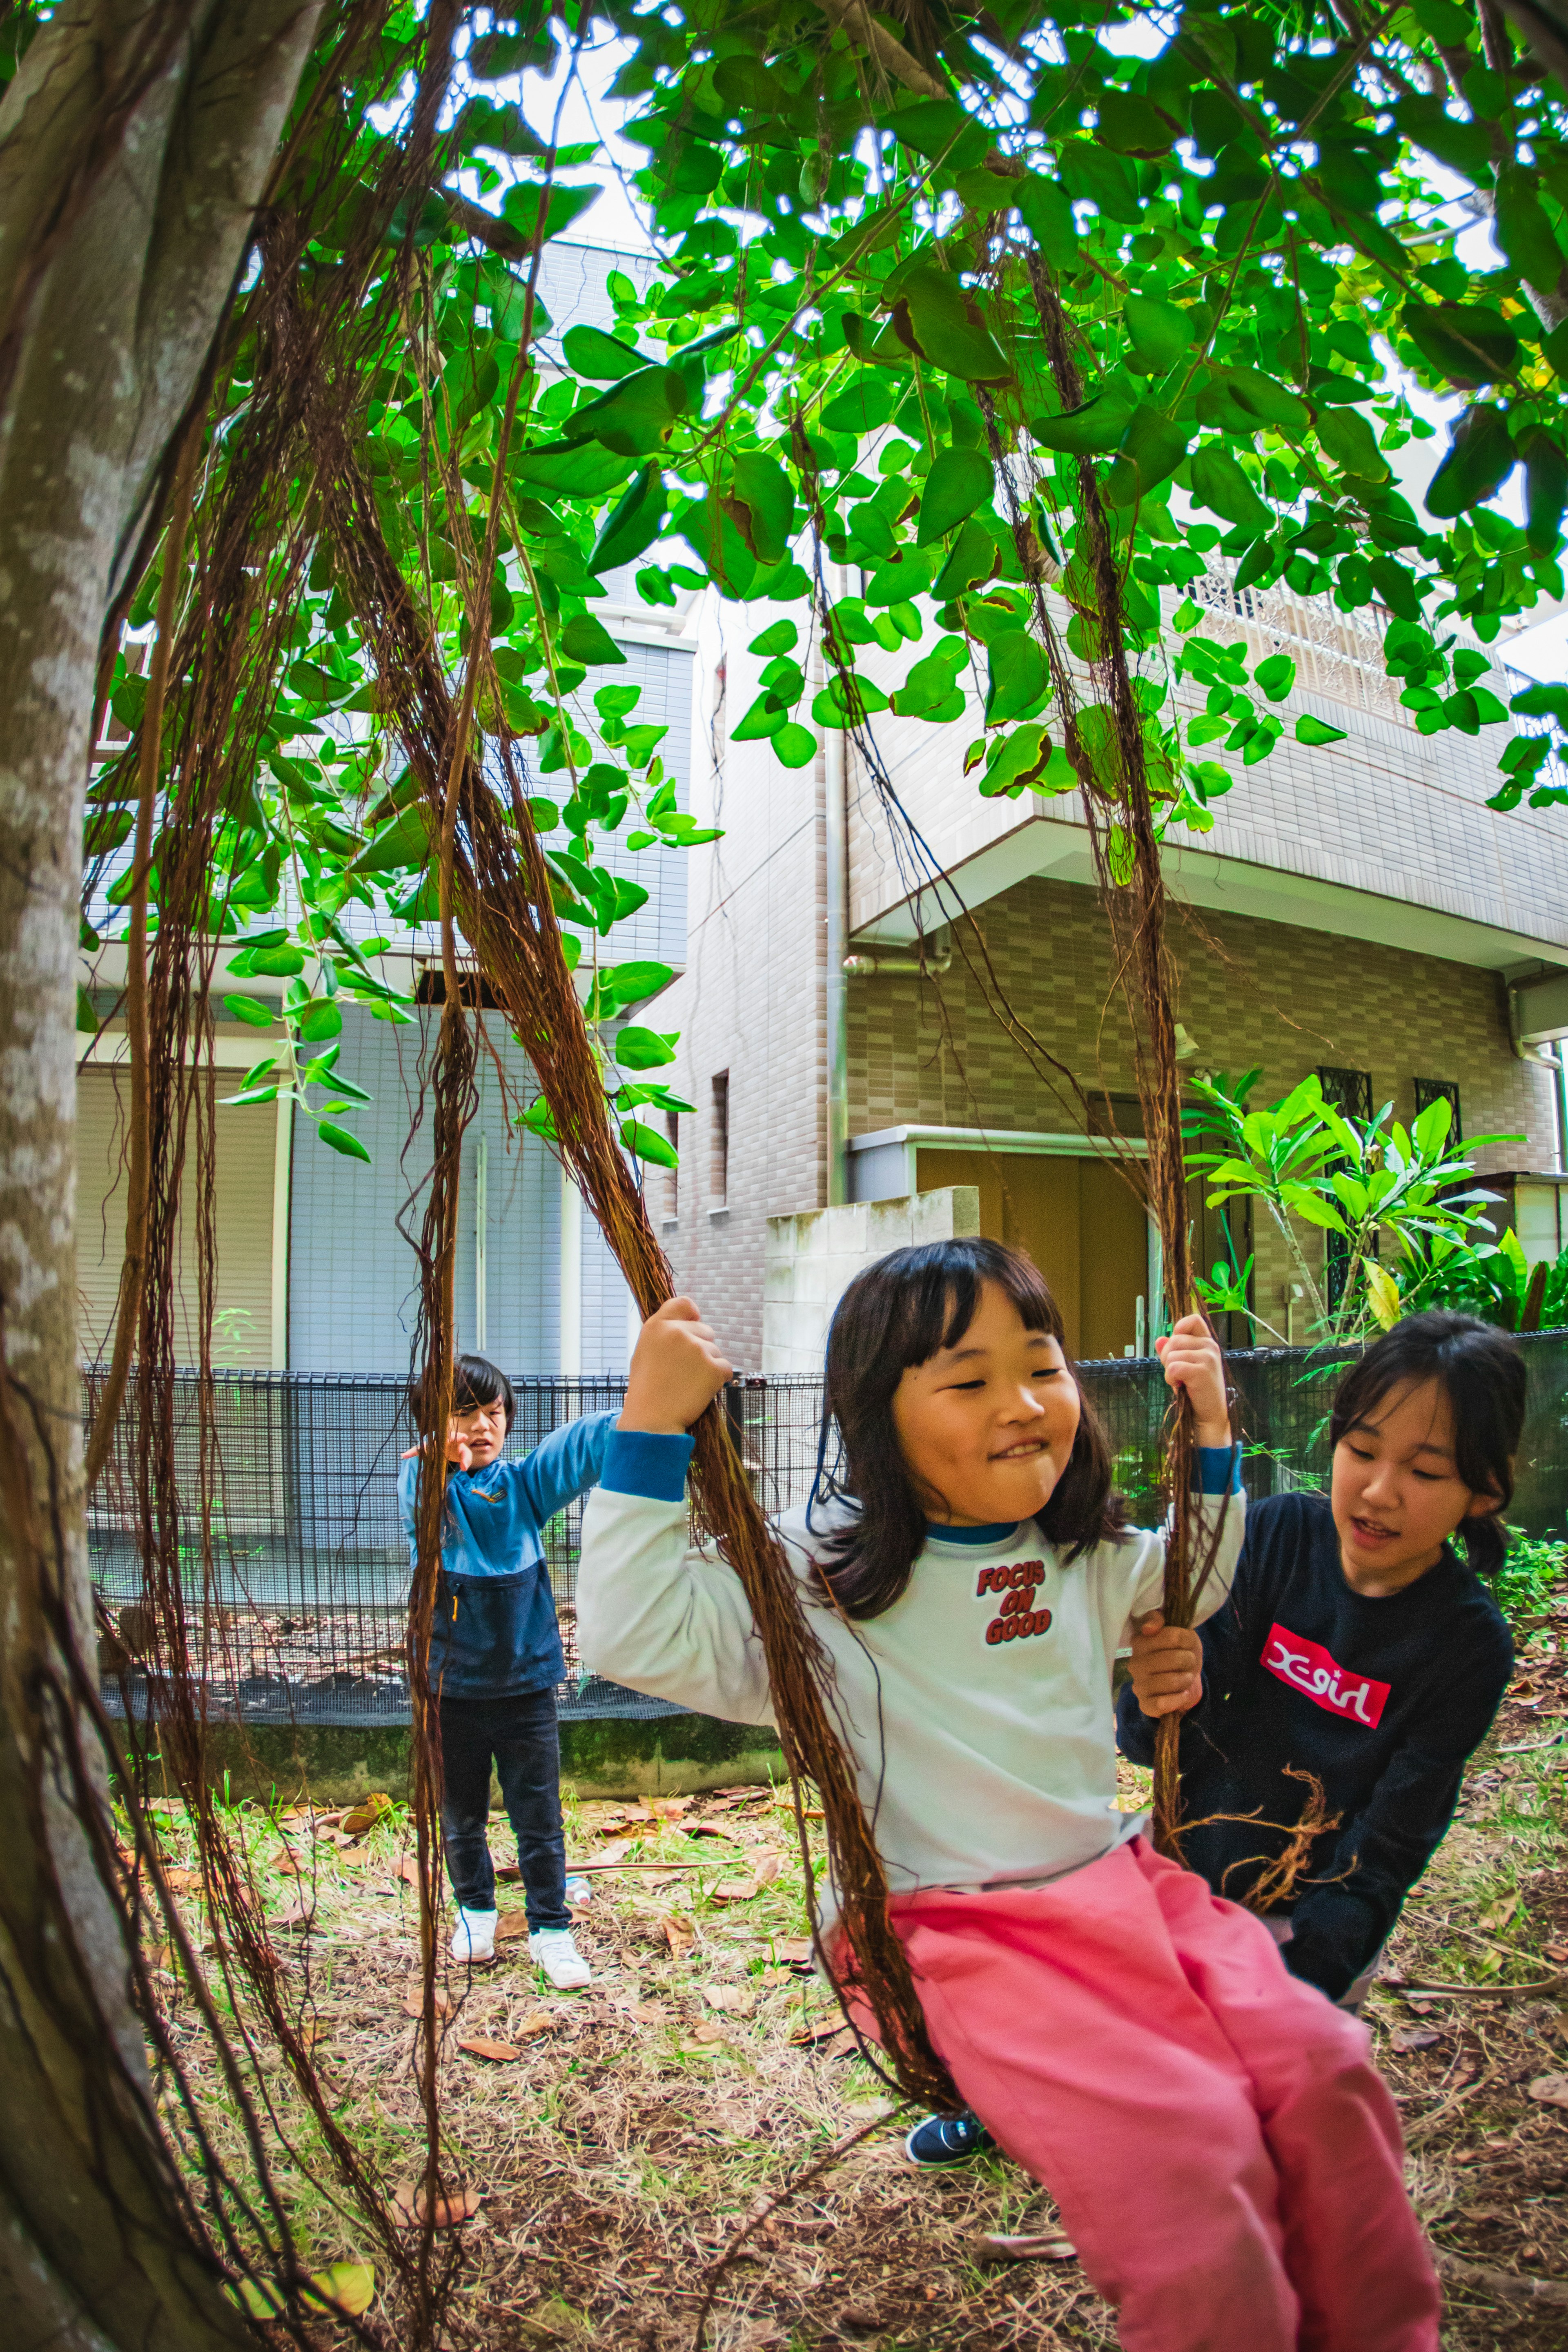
[652,567,1568,1368]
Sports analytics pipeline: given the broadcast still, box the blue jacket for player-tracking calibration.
[397,1412,616,1699]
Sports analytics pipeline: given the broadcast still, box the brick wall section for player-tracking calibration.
[845,871,1559,1333]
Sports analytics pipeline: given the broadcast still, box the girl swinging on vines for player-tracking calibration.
[574,1238,1439,2352]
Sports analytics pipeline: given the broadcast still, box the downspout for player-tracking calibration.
[824,722,849,1207]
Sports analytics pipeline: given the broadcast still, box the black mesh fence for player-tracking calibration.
[89,1332,1568,1729]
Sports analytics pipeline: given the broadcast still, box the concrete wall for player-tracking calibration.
[762,1185,981,1375]
[646,593,831,1366]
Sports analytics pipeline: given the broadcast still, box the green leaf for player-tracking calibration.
[1252,654,1296,702]
[1057,138,1143,226]
[590,463,666,574]
[978,721,1060,797]
[1521,426,1568,554]
[1494,167,1564,291]
[512,440,638,499]
[76,984,99,1035]
[723,453,795,565]
[772,722,818,768]
[499,178,601,245]
[1031,394,1136,457]
[1425,405,1516,519]
[602,960,674,1008]
[615,1025,678,1070]
[560,613,627,667]
[892,266,1012,385]
[748,619,798,657]
[223,995,275,1029]
[620,1116,679,1169]
[1295,713,1348,746]
[1189,445,1272,535]
[984,630,1051,725]
[730,690,788,741]
[1124,293,1194,378]
[916,447,994,544]
[1102,406,1191,509]
[1012,172,1080,268]
[1367,555,1421,621]
[565,365,690,457]
[562,323,646,381]
[1402,301,1518,388]
[1314,406,1389,483]
[295,996,343,1043]
[350,804,432,876]
[318,1120,371,1164]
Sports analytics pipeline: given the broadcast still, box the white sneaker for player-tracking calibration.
[450,1905,497,1964]
[529,1927,591,1989]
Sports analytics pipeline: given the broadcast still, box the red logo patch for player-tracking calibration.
[1261,1622,1390,1727]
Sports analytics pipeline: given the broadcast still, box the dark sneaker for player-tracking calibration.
[904,2110,995,2167]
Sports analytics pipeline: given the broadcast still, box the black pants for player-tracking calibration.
[437,1688,570,1931]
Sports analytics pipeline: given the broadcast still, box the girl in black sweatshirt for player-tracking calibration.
[1118,1312,1522,2006]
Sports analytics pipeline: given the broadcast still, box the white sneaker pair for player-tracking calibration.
[447,1905,591,1989]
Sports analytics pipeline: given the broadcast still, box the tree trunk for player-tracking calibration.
[0,7,319,2345]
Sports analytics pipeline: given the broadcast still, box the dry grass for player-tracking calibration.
[125,1603,1568,2350]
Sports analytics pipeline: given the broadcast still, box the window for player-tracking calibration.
[1316,1065,1373,1123]
[664,1111,679,1222]
[710,1071,729,1209]
[1413,1076,1462,1147]
[1316,1067,1372,1310]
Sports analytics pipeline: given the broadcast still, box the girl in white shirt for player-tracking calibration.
[577,1239,1437,2352]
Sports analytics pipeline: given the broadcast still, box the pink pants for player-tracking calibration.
[848,1840,1438,2352]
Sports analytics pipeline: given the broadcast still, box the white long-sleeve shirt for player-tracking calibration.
[577,1432,1245,1917]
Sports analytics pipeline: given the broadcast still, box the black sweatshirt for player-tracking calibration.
[1116,1491,1513,2000]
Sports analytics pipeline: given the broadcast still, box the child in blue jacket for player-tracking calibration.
[399,1353,615,1986]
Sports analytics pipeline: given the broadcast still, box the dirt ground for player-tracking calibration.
[133,1599,1568,2351]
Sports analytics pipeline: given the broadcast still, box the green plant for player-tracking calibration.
[1494,1532,1568,1627]
[1401,1228,1568,1333]
[1184,1071,1521,1343]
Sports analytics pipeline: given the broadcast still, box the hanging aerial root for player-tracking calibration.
[317,445,960,2114]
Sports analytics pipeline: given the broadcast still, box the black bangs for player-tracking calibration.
[409,1351,516,1433]
[884,1240,1066,1374]
[812,1237,1124,1621]
[1329,1311,1526,1579]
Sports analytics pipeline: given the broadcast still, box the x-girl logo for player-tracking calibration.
[1262,1623,1391,1727]
[976,1561,1052,1647]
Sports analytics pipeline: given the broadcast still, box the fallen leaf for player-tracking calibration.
[711,1878,762,1903]
[495,1911,531,1943]
[458,2036,521,2063]
[684,1823,736,1841]
[270,1902,314,1933]
[970,2230,1077,2265]
[753,1853,783,1887]
[1480,1893,1522,1932]
[790,2015,853,2048]
[571,1839,633,1869]
[775,1939,815,1969]
[1404,1996,1437,2016]
[703,1984,757,2017]
[495,1860,521,1881]
[515,2008,556,2039]
[646,1796,693,1818]
[161,1867,201,1893]
[269,1846,306,1877]
[817,2026,858,2059]
[1391,2029,1441,2053]
[401,1984,452,2018]
[660,1910,696,1958]
[393,1851,420,1887]
[836,2300,884,2332]
[306,2262,376,2317]
[1546,1942,1568,1965]
[688,2020,728,2045]
[393,2181,482,2229]
[1528,2072,1568,2108]
[641,1867,684,1889]
[340,1793,395,1837]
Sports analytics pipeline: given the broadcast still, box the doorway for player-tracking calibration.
[914,1147,1150,1360]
